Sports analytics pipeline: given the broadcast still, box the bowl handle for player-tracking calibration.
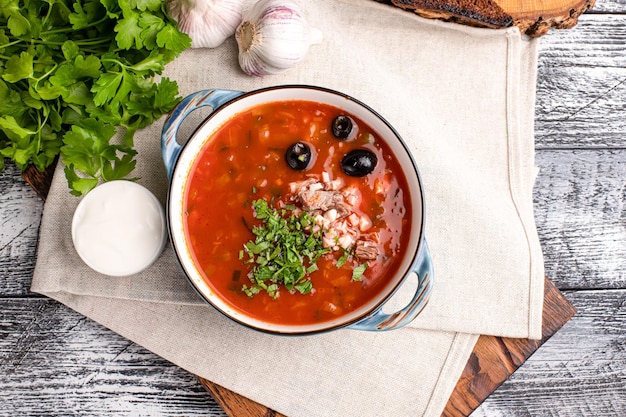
[161,89,244,180]
[348,239,434,331]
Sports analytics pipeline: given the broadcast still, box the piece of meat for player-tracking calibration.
[355,240,378,260]
[294,180,345,212]
[333,202,352,218]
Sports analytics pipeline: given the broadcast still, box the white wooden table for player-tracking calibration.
[1,1,625,415]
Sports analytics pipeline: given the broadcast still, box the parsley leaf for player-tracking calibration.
[92,71,124,106]
[115,13,142,50]
[0,116,36,141]
[352,264,368,281]
[6,9,31,37]
[2,51,33,83]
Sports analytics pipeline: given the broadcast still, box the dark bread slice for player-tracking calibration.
[388,0,513,28]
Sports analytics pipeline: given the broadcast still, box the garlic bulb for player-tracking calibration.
[235,0,323,76]
[167,0,245,48]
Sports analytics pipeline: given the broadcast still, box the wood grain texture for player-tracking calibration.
[535,14,626,148]
[1,288,623,416]
[384,0,595,36]
[588,0,626,13]
[0,162,43,297]
[0,298,225,416]
[21,159,57,201]
[200,380,285,417]
[534,150,626,290]
[499,0,596,36]
[388,0,514,28]
[474,289,626,416]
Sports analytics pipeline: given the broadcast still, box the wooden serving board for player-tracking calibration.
[377,0,596,36]
[23,163,576,416]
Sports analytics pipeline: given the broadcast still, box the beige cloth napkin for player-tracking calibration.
[31,0,545,415]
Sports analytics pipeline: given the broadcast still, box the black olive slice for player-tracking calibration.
[285,142,312,170]
[341,149,378,177]
[331,115,354,140]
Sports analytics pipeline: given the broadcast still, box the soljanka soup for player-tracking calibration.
[182,99,413,328]
[164,86,431,334]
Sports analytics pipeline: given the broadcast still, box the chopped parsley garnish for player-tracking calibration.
[241,198,366,299]
[241,199,328,299]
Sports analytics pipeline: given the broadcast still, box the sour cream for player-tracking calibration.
[71,180,167,276]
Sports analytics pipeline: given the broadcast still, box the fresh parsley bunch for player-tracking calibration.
[0,0,191,195]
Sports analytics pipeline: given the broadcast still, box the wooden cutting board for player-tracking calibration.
[23,163,577,417]
[377,0,595,36]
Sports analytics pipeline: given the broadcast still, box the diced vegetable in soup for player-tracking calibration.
[184,100,411,326]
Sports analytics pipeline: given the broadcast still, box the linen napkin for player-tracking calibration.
[31,0,545,415]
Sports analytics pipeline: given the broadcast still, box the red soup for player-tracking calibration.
[184,100,411,326]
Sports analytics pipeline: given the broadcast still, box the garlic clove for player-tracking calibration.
[168,0,245,49]
[235,0,323,77]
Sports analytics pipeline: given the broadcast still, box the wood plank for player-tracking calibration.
[473,289,626,416]
[383,0,514,28]
[538,14,626,68]
[21,158,57,201]
[535,14,626,148]
[0,298,225,416]
[0,162,43,297]
[535,65,626,148]
[587,0,626,13]
[201,382,284,417]
[534,149,626,289]
[497,0,595,36]
[382,0,626,32]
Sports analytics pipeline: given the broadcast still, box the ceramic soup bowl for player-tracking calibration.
[161,85,433,335]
